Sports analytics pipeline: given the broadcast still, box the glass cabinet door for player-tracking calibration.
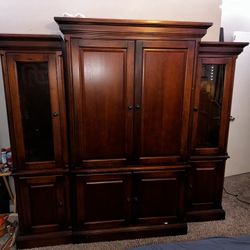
[6,53,66,169]
[17,62,54,162]
[191,57,234,155]
[196,63,225,148]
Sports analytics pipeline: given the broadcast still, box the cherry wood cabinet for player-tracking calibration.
[55,17,210,242]
[191,44,242,156]
[188,42,248,221]
[0,35,71,248]
[0,35,68,171]
[0,18,248,248]
[68,38,196,167]
[56,17,213,170]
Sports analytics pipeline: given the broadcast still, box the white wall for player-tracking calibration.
[225,32,250,176]
[0,0,222,149]
[0,0,221,39]
[221,0,250,176]
[221,0,250,41]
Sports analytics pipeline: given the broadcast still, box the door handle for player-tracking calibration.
[52,112,59,117]
[58,201,63,207]
[135,104,140,110]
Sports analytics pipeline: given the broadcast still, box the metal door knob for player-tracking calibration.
[52,112,59,117]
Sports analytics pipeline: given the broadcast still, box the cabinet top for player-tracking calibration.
[54,17,212,40]
[199,41,249,55]
[0,34,63,51]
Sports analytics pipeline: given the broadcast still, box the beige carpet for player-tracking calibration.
[25,172,250,250]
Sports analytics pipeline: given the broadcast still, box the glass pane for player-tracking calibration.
[17,62,54,161]
[196,64,225,147]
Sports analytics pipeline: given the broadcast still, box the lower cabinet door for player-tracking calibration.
[75,172,132,229]
[134,169,186,225]
[188,160,225,212]
[16,174,69,234]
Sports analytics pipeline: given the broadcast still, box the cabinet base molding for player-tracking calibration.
[73,223,188,243]
[186,209,225,222]
[16,224,187,248]
[16,230,72,249]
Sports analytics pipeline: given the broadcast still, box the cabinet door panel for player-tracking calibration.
[135,41,195,163]
[16,175,68,234]
[71,40,134,166]
[134,169,186,225]
[5,53,67,169]
[75,173,132,229]
[188,161,225,211]
[191,57,234,155]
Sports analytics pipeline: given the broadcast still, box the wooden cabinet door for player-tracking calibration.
[191,57,235,155]
[4,53,67,170]
[16,175,69,234]
[133,169,186,225]
[70,40,134,167]
[134,40,195,164]
[187,161,225,212]
[75,172,132,230]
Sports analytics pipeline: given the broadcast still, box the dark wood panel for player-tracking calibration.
[16,175,69,234]
[141,49,186,155]
[70,40,134,166]
[82,50,126,159]
[134,169,186,225]
[135,41,195,163]
[187,161,225,211]
[75,173,132,229]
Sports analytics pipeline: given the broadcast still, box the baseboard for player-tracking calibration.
[16,230,72,249]
[16,224,187,248]
[186,209,225,222]
[72,223,187,243]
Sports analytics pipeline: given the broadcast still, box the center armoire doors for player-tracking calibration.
[70,39,195,167]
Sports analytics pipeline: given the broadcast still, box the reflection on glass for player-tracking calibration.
[196,64,225,147]
[17,62,54,161]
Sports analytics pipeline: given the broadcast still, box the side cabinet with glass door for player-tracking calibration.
[0,35,70,248]
[1,48,67,171]
[188,42,248,221]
